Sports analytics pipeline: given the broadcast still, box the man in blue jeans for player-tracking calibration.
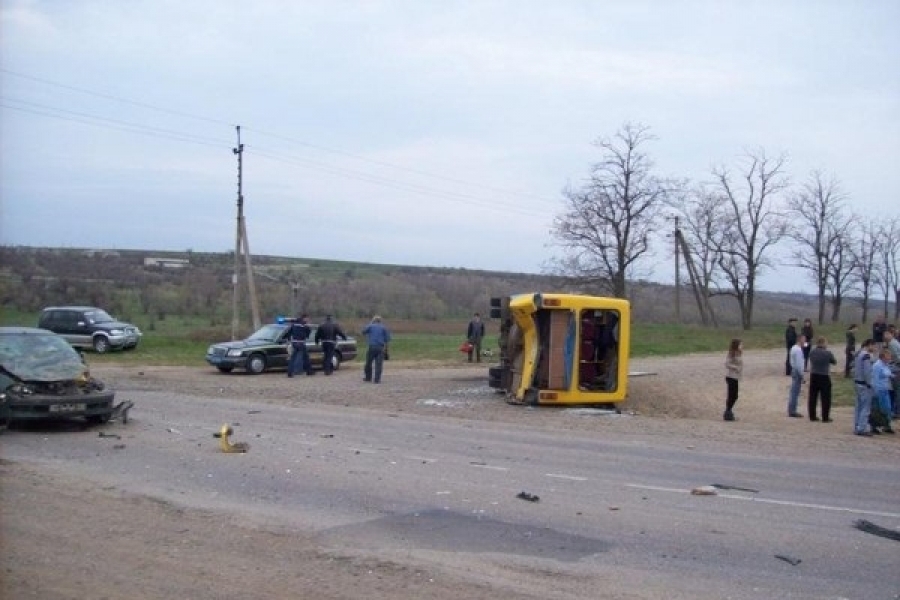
[362,315,391,384]
[787,335,806,418]
[853,338,876,436]
[287,314,313,377]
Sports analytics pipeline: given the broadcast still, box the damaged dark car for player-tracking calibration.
[0,327,126,428]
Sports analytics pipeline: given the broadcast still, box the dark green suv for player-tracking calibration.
[38,306,142,353]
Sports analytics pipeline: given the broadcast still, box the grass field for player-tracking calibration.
[0,308,858,366]
[0,308,860,405]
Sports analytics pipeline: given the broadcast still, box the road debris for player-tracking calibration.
[690,485,718,496]
[98,432,121,439]
[110,400,134,424]
[213,423,250,453]
[853,519,900,542]
[711,483,759,493]
[775,554,802,566]
[516,491,540,502]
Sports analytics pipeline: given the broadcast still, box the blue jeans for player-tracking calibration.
[854,383,872,433]
[288,343,310,376]
[874,389,893,425]
[788,370,803,415]
[364,345,385,383]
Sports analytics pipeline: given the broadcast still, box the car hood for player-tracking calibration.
[1,357,88,383]
[97,320,138,330]
[211,339,283,350]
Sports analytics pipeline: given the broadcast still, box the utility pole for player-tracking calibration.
[666,215,681,322]
[231,128,243,341]
[674,216,681,321]
[231,126,261,341]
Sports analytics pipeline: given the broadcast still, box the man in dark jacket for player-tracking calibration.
[784,318,798,376]
[845,324,858,378]
[873,315,887,351]
[466,313,486,363]
[287,314,313,377]
[807,336,837,422]
[314,315,347,376]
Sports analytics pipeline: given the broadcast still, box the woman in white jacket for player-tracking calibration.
[724,338,743,421]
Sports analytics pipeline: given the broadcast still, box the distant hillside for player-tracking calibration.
[0,245,884,328]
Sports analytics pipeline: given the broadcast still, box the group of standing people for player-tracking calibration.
[285,313,392,383]
[784,325,837,422]
[851,315,899,436]
[286,314,349,377]
[286,311,487,385]
[772,314,898,435]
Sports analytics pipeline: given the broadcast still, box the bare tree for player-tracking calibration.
[787,171,850,324]
[551,123,670,298]
[712,149,790,330]
[874,218,900,320]
[824,218,856,322]
[670,184,728,326]
[849,218,881,323]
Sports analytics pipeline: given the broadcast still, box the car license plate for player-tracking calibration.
[49,403,86,413]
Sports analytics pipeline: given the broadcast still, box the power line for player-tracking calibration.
[244,126,560,206]
[250,148,550,218]
[1,68,562,213]
[0,68,233,127]
[0,96,231,148]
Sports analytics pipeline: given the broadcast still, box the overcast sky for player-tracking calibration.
[1,1,897,294]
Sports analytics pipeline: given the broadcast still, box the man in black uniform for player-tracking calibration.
[287,314,313,377]
[314,315,347,375]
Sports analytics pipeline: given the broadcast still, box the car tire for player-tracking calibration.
[216,366,234,373]
[87,413,111,425]
[93,336,111,353]
[247,353,266,374]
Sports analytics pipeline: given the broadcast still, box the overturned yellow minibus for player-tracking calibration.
[488,293,630,406]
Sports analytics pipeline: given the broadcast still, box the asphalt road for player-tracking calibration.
[3,389,900,599]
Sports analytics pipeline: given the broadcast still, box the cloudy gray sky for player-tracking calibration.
[1,1,897,293]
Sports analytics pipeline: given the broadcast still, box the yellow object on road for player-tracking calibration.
[213,423,250,453]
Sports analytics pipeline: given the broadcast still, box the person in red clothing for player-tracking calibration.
[466,313,486,363]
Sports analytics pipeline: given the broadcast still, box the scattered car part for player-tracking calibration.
[213,423,250,453]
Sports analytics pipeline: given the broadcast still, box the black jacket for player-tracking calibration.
[315,321,347,344]
[785,325,797,349]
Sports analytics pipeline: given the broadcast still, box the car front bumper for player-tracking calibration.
[206,354,251,370]
[1,390,116,421]
[108,332,142,349]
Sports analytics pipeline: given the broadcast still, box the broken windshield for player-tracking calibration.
[0,331,87,381]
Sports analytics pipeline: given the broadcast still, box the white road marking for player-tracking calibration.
[546,473,588,481]
[471,464,509,472]
[626,484,900,519]
[404,455,437,463]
